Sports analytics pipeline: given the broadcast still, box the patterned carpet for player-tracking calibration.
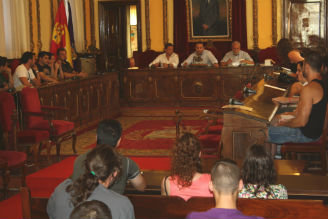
[45,109,210,156]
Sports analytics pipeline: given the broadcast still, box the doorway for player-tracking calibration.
[98,0,141,72]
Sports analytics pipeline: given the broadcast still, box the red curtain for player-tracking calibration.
[174,0,248,61]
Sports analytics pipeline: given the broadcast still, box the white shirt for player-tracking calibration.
[149,53,179,68]
[182,50,218,66]
[221,50,253,66]
[13,64,35,90]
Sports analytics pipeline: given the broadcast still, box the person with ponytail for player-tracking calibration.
[47,145,135,219]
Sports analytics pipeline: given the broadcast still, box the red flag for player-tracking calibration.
[50,0,72,65]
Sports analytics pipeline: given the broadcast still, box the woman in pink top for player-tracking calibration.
[161,133,213,201]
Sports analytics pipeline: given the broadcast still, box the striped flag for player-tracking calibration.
[50,0,72,65]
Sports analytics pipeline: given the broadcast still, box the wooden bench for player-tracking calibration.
[21,187,328,219]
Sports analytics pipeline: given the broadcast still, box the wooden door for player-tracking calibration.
[99,3,127,72]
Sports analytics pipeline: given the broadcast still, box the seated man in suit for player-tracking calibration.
[187,161,263,219]
[56,48,87,79]
[0,56,14,92]
[149,43,179,68]
[221,41,254,66]
[268,52,326,145]
[182,42,219,68]
[71,119,146,194]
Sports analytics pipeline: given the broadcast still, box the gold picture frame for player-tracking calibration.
[186,0,232,42]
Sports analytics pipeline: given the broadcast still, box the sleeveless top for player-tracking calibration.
[168,174,212,201]
[300,79,327,139]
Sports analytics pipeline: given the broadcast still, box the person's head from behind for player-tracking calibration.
[0,56,8,72]
[171,132,202,187]
[195,42,205,55]
[20,52,36,66]
[277,38,292,58]
[57,48,67,61]
[210,161,242,198]
[96,119,122,147]
[303,52,323,80]
[232,41,241,55]
[70,200,112,219]
[164,43,174,56]
[242,144,276,186]
[66,145,121,206]
[38,51,50,65]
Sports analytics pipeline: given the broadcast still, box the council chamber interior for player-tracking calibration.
[0,0,328,219]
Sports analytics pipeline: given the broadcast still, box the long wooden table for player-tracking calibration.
[37,73,120,128]
[122,66,274,107]
[221,76,289,160]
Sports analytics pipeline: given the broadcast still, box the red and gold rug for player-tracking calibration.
[84,119,207,156]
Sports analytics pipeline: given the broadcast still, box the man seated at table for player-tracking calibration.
[182,42,219,68]
[149,43,179,68]
[36,51,59,84]
[13,52,41,90]
[0,56,14,92]
[221,41,254,66]
[187,161,263,219]
[268,52,327,145]
[56,48,87,79]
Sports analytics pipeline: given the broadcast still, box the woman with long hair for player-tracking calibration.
[47,144,135,219]
[161,132,212,201]
[239,144,288,199]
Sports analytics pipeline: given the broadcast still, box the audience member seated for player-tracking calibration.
[13,52,41,91]
[36,51,59,84]
[221,41,254,66]
[272,61,307,105]
[56,48,87,79]
[48,52,64,80]
[70,200,112,219]
[268,52,326,145]
[182,42,219,68]
[71,119,146,194]
[187,161,263,219]
[239,145,288,199]
[149,43,179,68]
[161,133,212,201]
[0,56,14,92]
[47,145,135,219]
[277,38,304,75]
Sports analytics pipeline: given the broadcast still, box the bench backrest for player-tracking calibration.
[21,187,328,219]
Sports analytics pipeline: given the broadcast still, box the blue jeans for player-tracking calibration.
[268,126,318,144]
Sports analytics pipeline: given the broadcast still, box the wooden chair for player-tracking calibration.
[0,91,50,165]
[20,87,77,157]
[281,104,328,174]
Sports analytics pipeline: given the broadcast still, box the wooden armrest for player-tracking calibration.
[23,111,53,119]
[41,105,68,111]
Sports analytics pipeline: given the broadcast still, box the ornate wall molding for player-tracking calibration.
[272,0,277,46]
[83,0,87,51]
[162,0,168,45]
[90,0,96,47]
[36,0,42,51]
[145,0,150,50]
[252,0,259,50]
[28,0,34,51]
[50,0,54,28]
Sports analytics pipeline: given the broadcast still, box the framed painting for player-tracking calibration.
[283,0,327,47]
[186,0,232,42]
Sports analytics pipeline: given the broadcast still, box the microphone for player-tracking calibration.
[243,86,256,94]
[229,98,244,105]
